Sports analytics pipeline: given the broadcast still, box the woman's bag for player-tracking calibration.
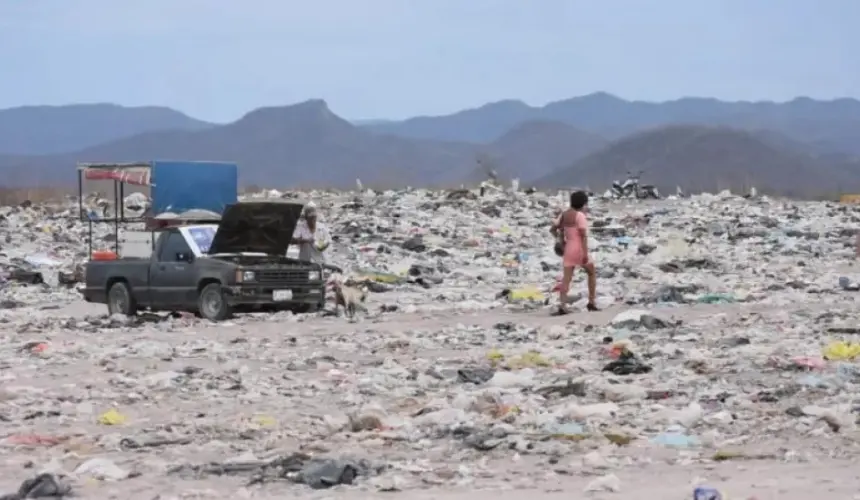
[554,239,564,256]
[554,218,565,256]
[553,210,567,256]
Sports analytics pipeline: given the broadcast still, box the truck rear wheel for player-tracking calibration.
[107,281,138,316]
[198,283,232,321]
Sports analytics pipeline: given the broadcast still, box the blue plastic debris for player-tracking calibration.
[650,430,700,448]
[693,486,723,499]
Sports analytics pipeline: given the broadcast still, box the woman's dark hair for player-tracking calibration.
[569,190,588,210]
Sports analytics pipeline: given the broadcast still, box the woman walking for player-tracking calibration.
[550,190,598,315]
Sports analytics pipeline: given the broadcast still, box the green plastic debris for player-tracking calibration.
[696,293,736,304]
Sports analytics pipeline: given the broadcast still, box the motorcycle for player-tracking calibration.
[610,170,661,199]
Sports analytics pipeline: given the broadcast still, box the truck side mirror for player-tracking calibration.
[176,252,193,263]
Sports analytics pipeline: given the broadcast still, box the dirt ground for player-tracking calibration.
[325,460,860,500]
[19,459,855,499]
[2,301,860,499]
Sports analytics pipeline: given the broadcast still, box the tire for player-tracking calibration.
[198,283,232,321]
[107,281,138,316]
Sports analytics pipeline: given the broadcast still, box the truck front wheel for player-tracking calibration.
[198,283,232,321]
[107,281,138,316]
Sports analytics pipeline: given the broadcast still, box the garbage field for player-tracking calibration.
[1,188,860,499]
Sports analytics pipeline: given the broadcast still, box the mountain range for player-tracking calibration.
[2,93,860,197]
[0,103,212,155]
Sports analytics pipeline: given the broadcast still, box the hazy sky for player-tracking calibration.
[2,0,857,122]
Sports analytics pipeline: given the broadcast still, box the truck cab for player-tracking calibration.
[81,201,326,320]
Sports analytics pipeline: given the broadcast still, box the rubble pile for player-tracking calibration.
[1,189,860,498]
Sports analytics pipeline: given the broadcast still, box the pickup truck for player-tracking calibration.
[81,201,327,321]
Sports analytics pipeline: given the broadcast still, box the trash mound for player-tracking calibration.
[0,188,859,497]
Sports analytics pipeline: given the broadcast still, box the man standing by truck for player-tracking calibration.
[292,202,331,264]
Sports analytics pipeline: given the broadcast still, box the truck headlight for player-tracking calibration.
[308,271,321,281]
[236,270,255,282]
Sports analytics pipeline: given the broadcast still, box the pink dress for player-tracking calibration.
[560,210,587,267]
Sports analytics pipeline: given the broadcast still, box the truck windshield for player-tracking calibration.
[187,226,217,253]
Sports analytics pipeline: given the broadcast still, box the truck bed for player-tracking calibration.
[82,259,151,304]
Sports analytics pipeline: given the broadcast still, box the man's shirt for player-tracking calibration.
[292,220,331,264]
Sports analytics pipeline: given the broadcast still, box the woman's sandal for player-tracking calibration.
[551,306,571,316]
[586,302,600,312]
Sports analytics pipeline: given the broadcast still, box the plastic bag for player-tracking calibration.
[97,409,127,426]
[822,341,860,361]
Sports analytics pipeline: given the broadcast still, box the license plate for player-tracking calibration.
[273,290,293,301]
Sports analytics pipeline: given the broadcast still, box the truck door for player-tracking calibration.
[149,231,197,308]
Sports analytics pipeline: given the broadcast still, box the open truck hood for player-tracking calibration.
[208,202,304,256]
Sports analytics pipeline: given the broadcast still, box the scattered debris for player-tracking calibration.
[0,189,858,496]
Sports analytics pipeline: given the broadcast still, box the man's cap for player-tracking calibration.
[303,201,318,217]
